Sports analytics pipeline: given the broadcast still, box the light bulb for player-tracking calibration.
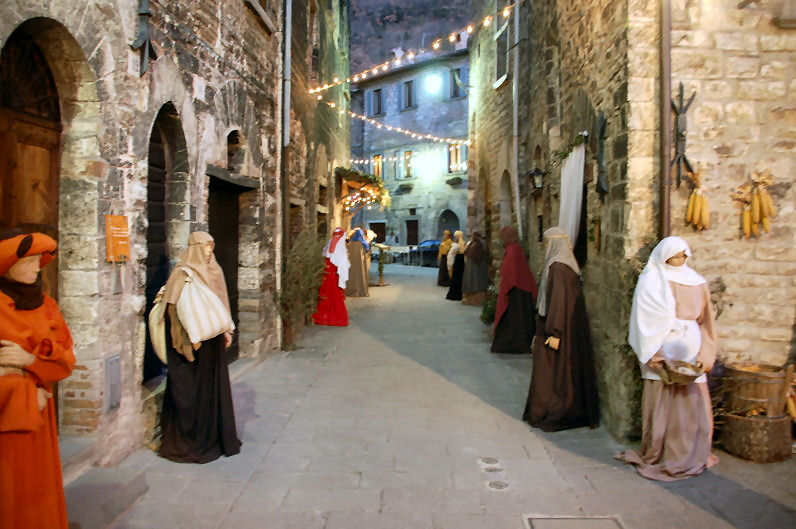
[466,24,474,33]
[433,40,441,49]
[483,16,491,26]
[449,33,456,43]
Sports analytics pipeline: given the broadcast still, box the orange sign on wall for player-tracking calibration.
[105,215,130,262]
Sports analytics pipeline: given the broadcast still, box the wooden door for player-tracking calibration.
[369,222,386,243]
[209,177,240,363]
[143,125,169,383]
[0,111,60,295]
[405,219,418,245]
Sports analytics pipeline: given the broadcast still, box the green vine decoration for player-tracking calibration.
[550,133,588,168]
[334,166,392,210]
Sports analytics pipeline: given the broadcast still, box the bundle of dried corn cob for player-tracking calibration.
[685,172,710,230]
[730,171,777,239]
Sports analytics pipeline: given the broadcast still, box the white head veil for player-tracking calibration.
[536,227,581,317]
[628,236,706,364]
[323,228,350,289]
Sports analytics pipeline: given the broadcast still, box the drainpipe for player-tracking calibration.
[280,0,293,258]
[511,0,523,238]
[659,0,672,238]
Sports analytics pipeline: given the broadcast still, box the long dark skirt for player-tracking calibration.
[446,254,465,300]
[491,288,535,354]
[437,257,450,286]
[522,314,599,432]
[159,317,241,463]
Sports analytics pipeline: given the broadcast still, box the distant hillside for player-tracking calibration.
[349,0,471,72]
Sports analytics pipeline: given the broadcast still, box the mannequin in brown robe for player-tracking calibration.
[523,228,599,431]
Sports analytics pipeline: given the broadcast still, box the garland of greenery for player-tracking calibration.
[334,166,392,211]
[550,132,588,168]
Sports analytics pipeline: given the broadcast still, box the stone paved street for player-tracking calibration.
[108,265,795,529]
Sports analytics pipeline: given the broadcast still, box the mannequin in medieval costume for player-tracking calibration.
[445,230,466,301]
[461,231,489,306]
[346,228,370,297]
[0,231,75,529]
[523,227,599,431]
[158,231,240,464]
[312,228,350,327]
[617,236,718,481]
[491,226,537,354]
[437,230,452,287]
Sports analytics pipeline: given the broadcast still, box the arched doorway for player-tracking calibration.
[0,27,61,295]
[143,103,190,384]
[437,209,459,238]
[499,170,513,229]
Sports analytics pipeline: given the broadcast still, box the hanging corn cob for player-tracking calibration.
[685,172,710,230]
[730,170,778,239]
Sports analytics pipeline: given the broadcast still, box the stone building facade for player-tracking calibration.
[351,49,470,245]
[468,0,795,440]
[0,0,349,468]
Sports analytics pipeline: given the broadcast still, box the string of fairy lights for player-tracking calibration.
[342,186,381,214]
[308,0,525,96]
[322,100,469,146]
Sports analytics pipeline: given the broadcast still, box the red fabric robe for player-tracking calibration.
[0,292,75,529]
[312,258,349,327]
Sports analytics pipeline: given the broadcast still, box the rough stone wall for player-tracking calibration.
[289,0,351,241]
[470,0,643,439]
[470,0,795,441]
[0,0,281,463]
[354,53,470,243]
[666,0,795,366]
[467,1,524,274]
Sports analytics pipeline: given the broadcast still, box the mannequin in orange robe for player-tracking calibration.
[0,231,75,529]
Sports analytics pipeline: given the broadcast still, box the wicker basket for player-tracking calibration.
[659,360,703,386]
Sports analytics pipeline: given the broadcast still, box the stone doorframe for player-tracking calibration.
[2,18,104,435]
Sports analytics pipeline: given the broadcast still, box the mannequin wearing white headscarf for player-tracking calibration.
[628,236,711,382]
[618,236,718,481]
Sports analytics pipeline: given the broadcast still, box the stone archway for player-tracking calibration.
[143,103,191,384]
[437,209,460,238]
[0,18,102,435]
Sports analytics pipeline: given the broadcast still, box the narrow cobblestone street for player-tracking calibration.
[107,265,795,529]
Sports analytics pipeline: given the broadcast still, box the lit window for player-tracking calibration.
[448,144,468,173]
[373,154,383,178]
[404,151,413,178]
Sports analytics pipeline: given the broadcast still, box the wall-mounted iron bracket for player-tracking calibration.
[670,82,696,188]
[131,0,157,76]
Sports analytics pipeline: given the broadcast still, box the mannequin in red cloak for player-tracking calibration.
[0,231,76,529]
[312,228,350,326]
[491,226,538,353]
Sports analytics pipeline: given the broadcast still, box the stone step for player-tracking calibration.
[64,466,148,529]
[60,434,97,485]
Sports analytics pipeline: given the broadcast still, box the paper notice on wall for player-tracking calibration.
[105,215,130,263]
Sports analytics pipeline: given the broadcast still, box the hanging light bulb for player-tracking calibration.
[483,15,491,26]
[354,75,360,82]
[382,64,388,71]
[503,6,511,17]
[449,33,457,43]
[407,51,415,60]
[432,39,441,49]
[466,24,474,33]
[334,77,339,83]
